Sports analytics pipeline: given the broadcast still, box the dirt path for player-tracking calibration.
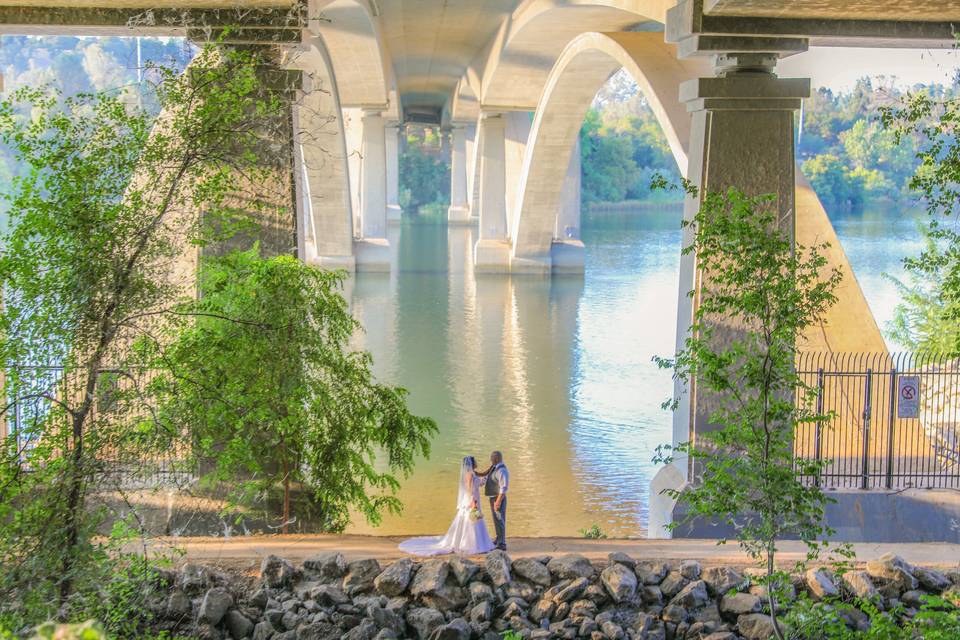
[152,534,960,574]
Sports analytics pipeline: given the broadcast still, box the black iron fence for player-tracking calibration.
[795,352,960,490]
[3,364,194,486]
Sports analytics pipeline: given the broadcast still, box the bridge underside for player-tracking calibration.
[1,0,957,540]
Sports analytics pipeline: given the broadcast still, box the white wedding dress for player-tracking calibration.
[399,458,495,556]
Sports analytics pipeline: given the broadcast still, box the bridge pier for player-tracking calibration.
[474,111,512,272]
[355,108,391,271]
[649,48,810,538]
[386,121,403,224]
[448,124,472,225]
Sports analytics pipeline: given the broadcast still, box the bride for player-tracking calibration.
[399,456,495,556]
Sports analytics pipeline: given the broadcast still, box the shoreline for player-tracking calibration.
[149,533,960,573]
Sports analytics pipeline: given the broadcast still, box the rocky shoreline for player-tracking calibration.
[150,550,960,640]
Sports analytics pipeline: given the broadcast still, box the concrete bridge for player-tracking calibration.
[3,0,959,540]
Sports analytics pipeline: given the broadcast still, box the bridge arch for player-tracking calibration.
[313,0,390,108]
[510,31,708,263]
[480,0,671,111]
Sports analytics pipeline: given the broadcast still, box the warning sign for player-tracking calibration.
[897,375,920,419]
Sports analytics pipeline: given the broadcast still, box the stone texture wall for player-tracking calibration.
[148,551,960,640]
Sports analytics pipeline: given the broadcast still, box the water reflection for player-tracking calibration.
[344,202,919,537]
[347,207,683,537]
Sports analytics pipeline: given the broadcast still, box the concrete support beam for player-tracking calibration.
[448,124,471,225]
[386,121,402,224]
[356,108,390,271]
[650,54,809,539]
[474,112,511,272]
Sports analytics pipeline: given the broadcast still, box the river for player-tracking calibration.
[344,203,923,538]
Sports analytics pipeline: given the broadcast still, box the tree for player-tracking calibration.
[655,187,842,639]
[885,228,960,354]
[881,86,960,353]
[0,42,293,629]
[801,153,865,205]
[142,248,436,534]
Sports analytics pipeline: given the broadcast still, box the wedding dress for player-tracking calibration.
[399,457,495,556]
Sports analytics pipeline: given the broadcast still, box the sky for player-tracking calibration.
[780,46,958,91]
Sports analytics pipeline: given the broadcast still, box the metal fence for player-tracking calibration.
[4,364,194,486]
[795,352,960,490]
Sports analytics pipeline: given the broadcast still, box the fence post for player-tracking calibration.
[885,366,897,490]
[861,368,873,490]
[814,368,824,488]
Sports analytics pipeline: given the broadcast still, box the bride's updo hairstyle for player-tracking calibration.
[463,456,476,470]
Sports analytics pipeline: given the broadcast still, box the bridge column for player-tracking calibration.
[473,111,511,272]
[551,138,585,273]
[448,124,471,224]
[355,108,391,271]
[386,121,403,224]
[649,50,810,538]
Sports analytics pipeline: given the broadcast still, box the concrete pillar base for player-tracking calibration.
[549,240,585,274]
[647,462,686,539]
[354,238,391,272]
[473,239,512,273]
[387,204,402,223]
[307,255,357,272]
[448,204,471,225]
[510,254,552,275]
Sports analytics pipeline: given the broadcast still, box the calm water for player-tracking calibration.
[344,203,922,538]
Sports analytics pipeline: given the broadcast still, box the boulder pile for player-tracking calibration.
[150,551,960,640]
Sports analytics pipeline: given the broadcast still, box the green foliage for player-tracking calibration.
[880,79,960,354]
[655,186,842,639]
[580,106,681,204]
[400,128,449,212]
[142,247,437,533]
[579,524,608,539]
[30,620,106,640]
[786,593,960,639]
[0,41,292,630]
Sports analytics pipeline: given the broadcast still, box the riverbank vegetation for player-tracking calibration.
[0,40,433,636]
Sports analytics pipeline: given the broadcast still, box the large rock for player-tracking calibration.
[737,613,777,640]
[251,621,274,640]
[449,558,479,586]
[512,558,551,587]
[430,618,471,640]
[406,607,445,640]
[670,580,710,610]
[841,571,879,600]
[260,555,296,588]
[607,552,636,569]
[529,598,555,622]
[679,560,702,581]
[224,610,255,640]
[469,581,494,604]
[311,584,350,606]
[547,555,594,580]
[422,580,468,612]
[805,568,839,600]
[375,559,415,597]
[410,560,450,597]
[866,554,918,591]
[180,563,216,594]
[342,619,377,640]
[343,559,382,595]
[198,587,234,625]
[702,566,745,596]
[368,603,406,635]
[915,567,952,592]
[635,561,669,586]
[600,563,638,603]
[165,589,191,620]
[659,571,689,598]
[720,593,761,617]
[485,550,512,587]
[303,552,347,581]
[555,577,590,603]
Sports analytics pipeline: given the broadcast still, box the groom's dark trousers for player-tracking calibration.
[489,496,507,549]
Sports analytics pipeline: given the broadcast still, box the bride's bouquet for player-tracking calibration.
[469,507,483,521]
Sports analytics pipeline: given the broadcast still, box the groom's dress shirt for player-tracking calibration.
[494,464,509,495]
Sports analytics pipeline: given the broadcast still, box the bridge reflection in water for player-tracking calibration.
[345,207,683,538]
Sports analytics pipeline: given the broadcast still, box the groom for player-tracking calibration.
[484,450,509,550]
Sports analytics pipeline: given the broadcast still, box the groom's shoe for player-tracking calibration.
[496,544,507,551]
